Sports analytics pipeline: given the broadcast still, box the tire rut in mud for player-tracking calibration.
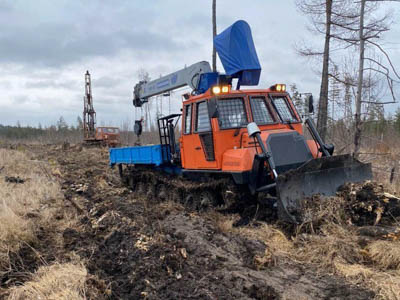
[47,147,374,299]
[121,167,279,226]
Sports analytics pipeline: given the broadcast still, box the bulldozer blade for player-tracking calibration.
[275,154,372,223]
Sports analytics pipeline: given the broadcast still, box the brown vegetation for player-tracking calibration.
[8,263,87,300]
[0,148,93,299]
[1,144,400,299]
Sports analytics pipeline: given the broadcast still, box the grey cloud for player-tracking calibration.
[12,95,30,104]
[0,22,184,67]
[0,1,209,68]
[0,80,11,89]
[25,79,79,89]
[0,1,12,12]
[92,76,123,89]
[0,0,398,127]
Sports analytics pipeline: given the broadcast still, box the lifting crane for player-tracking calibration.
[132,61,213,145]
[133,61,212,107]
[82,71,120,147]
[110,20,372,223]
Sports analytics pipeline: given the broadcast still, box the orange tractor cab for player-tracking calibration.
[110,20,371,223]
[95,127,120,147]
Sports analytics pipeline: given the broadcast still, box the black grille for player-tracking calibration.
[218,98,248,129]
[196,101,211,132]
[199,133,215,161]
[250,97,274,124]
[272,97,297,122]
[184,104,192,134]
[267,132,313,173]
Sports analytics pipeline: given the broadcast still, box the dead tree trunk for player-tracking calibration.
[212,0,217,72]
[316,0,332,141]
[354,0,366,158]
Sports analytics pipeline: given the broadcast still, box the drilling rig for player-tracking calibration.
[83,71,120,147]
[83,71,96,141]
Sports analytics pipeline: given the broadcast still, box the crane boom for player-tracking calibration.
[133,61,212,107]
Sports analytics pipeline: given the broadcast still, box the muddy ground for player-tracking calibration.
[4,144,399,299]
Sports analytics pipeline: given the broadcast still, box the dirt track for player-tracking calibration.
[25,145,377,300]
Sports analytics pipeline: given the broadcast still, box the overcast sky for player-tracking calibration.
[0,0,399,127]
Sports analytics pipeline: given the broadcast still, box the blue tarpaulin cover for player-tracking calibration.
[214,20,261,86]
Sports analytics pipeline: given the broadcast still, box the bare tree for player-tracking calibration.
[343,74,353,121]
[212,0,217,72]
[328,64,341,122]
[298,0,399,155]
[296,0,344,140]
[353,0,367,157]
[318,0,332,140]
[332,0,399,157]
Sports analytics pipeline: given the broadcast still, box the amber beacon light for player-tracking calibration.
[270,84,286,92]
[212,85,230,95]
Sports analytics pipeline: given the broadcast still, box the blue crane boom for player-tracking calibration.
[133,61,212,107]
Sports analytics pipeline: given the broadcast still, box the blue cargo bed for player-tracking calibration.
[109,144,170,166]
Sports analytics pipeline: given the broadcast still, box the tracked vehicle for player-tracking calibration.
[110,20,372,223]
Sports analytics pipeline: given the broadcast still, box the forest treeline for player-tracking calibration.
[1,107,400,146]
[0,117,83,144]
[0,116,158,145]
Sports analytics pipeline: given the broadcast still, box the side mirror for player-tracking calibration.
[208,98,218,119]
[308,95,314,114]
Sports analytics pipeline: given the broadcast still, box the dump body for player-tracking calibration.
[110,145,170,167]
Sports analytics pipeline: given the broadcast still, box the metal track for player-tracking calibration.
[120,167,253,212]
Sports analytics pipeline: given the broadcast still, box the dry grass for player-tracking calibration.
[0,149,62,273]
[334,260,374,280]
[8,263,88,300]
[212,212,292,268]
[209,189,400,298]
[370,271,400,300]
[367,240,400,270]
[213,213,292,252]
[359,144,400,194]
[212,212,237,234]
[294,223,400,299]
[333,259,400,300]
[294,224,364,270]
[0,148,77,282]
[237,223,293,255]
[0,206,36,274]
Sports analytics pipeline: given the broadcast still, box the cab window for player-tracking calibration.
[217,97,248,129]
[271,96,298,122]
[104,128,118,133]
[250,97,275,125]
[184,104,192,134]
[195,101,211,132]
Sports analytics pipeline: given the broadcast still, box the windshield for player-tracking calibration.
[102,128,119,133]
[250,96,275,125]
[271,96,298,123]
[217,97,248,129]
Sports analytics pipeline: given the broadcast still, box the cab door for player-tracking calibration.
[95,128,102,140]
[193,100,218,168]
[181,100,218,169]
